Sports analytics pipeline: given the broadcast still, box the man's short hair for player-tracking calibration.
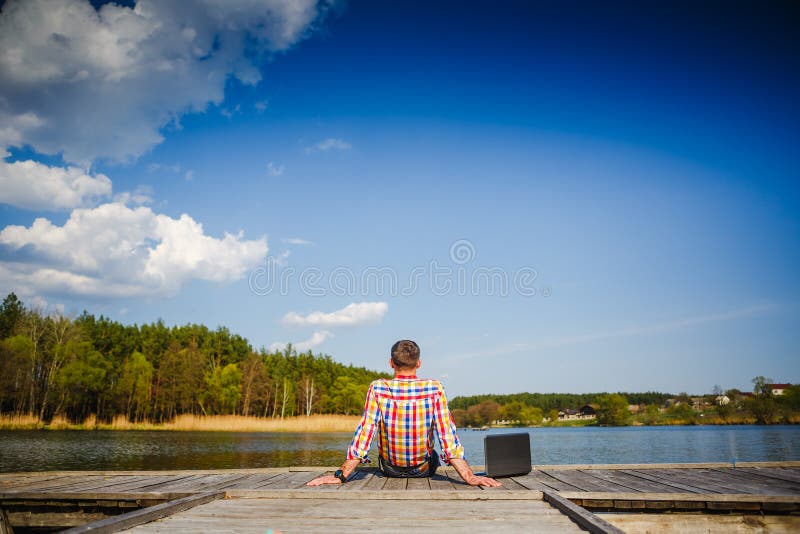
[391,339,420,368]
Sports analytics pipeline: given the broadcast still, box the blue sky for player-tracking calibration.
[0,0,798,396]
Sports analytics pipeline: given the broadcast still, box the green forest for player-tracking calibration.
[1,293,797,428]
[0,293,389,423]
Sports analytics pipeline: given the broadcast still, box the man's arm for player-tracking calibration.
[449,458,501,487]
[433,383,500,487]
[306,458,361,486]
[307,383,380,486]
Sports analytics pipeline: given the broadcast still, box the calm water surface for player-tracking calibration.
[1,425,797,472]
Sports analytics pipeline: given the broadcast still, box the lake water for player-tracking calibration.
[1,425,798,472]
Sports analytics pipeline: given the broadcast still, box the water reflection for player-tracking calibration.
[1,425,798,472]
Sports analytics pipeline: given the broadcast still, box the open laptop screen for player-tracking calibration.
[484,432,532,478]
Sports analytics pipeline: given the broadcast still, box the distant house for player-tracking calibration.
[579,404,597,417]
[690,397,709,410]
[769,384,791,396]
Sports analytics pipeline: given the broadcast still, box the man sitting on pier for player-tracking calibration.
[307,340,500,487]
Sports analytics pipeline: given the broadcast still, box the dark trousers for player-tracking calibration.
[378,450,440,478]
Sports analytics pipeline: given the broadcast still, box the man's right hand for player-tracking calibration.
[465,474,502,487]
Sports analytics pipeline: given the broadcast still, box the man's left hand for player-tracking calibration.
[306,475,343,486]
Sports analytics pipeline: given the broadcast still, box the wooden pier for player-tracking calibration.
[1,461,799,533]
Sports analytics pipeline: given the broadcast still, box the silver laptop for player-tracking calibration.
[484,432,532,478]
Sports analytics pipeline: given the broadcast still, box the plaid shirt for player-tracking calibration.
[346,375,465,467]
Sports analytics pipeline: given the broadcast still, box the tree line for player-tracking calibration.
[0,293,390,423]
[450,383,800,427]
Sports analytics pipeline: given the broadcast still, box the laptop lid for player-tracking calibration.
[484,432,532,478]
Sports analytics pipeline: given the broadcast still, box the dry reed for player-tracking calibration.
[0,413,360,432]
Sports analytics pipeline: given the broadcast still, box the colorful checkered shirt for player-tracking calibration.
[346,375,465,467]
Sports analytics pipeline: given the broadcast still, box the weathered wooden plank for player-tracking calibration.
[131,517,580,533]
[338,470,372,491]
[124,497,583,533]
[266,471,323,489]
[750,467,800,484]
[6,510,109,528]
[488,477,528,491]
[382,477,407,490]
[688,468,792,495]
[429,473,455,491]
[218,472,286,490]
[60,491,224,534]
[38,476,160,495]
[535,461,800,470]
[16,476,119,494]
[654,468,765,494]
[361,472,388,491]
[542,491,625,534]
[1,474,90,492]
[0,474,75,491]
[248,472,295,489]
[558,491,800,505]
[542,470,635,493]
[226,490,543,500]
[509,474,550,491]
[710,468,800,495]
[603,512,800,534]
[624,469,722,494]
[128,474,209,493]
[582,469,686,493]
[406,477,431,491]
[518,470,585,492]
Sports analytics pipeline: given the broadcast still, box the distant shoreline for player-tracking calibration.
[1,413,796,432]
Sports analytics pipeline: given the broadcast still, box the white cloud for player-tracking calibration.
[0,157,112,210]
[255,100,269,113]
[0,0,333,164]
[306,138,352,154]
[113,184,153,206]
[267,162,285,177]
[282,237,313,245]
[184,170,194,181]
[282,301,388,327]
[0,202,267,298]
[269,330,332,353]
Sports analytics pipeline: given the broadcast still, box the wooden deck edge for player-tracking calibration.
[532,460,800,470]
[543,491,625,534]
[559,492,800,513]
[225,489,544,500]
[0,492,197,501]
[58,491,225,534]
[3,460,798,477]
[558,492,800,503]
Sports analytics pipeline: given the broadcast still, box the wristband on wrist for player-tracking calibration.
[334,469,347,483]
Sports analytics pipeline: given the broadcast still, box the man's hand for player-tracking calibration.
[306,475,343,486]
[465,474,502,487]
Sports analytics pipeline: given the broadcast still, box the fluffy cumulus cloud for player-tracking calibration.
[0,0,332,164]
[0,158,112,210]
[0,0,331,300]
[0,202,267,298]
[269,330,332,353]
[282,301,388,327]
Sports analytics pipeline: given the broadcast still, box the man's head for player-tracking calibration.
[390,339,420,372]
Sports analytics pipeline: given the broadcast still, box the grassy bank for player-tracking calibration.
[0,414,361,432]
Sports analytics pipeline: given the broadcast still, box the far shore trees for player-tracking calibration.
[1,293,797,428]
[595,394,630,426]
[0,293,388,424]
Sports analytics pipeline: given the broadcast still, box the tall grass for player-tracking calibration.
[0,414,360,432]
